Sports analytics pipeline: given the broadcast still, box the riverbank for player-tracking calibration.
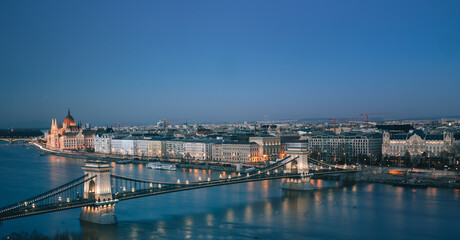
[315,167,460,188]
[30,142,240,172]
[355,167,460,188]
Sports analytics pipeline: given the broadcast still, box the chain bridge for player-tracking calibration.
[0,156,357,224]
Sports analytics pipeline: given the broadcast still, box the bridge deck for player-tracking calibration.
[0,200,95,221]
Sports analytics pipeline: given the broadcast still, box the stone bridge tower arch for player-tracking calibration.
[282,145,313,190]
[82,162,113,201]
[81,162,117,224]
[285,150,309,174]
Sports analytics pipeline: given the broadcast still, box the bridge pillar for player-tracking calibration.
[281,151,314,191]
[80,162,117,224]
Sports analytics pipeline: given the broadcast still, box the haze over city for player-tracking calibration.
[1,0,459,128]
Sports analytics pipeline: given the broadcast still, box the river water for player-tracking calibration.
[0,144,459,239]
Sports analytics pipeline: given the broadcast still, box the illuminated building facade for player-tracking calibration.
[111,138,135,155]
[309,133,382,163]
[136,139,149,157]
[183,140,215,161]
[165,140,185,157]
[212,142,260,163]
[148,139,166,157]
[382,130,455,158]
[249,136,281,161]
[46,110,94,151]
[94,134,113,154]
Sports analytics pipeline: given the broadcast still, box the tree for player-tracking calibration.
[421,152,428,168]
[404,151,412,168]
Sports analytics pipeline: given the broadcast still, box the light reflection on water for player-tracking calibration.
[0,144,459,239]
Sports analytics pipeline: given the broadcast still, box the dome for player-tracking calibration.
[63,109,76,126]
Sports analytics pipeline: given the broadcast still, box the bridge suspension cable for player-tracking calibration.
[0,175,96,221]
[112,156,298,187]
[109,156,301,200]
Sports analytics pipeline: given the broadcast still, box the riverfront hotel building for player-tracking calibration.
[45,110,95,151]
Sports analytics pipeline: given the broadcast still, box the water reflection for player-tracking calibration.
[395,187,404,210]
[226,209,235,222]
[206,213,214,227]
[367,184,374,192]
[77,191,317,240]
[426,187,437,197]
[352,184,357,192]
[80,221,117,240]
[244,205,252,222]
[48,155,62,186]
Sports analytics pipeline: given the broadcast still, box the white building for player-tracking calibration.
[111,139,135,156]
[183,140,215,160]
[94,134,113,154]
[148,139,166,157]
[135,139,149,157]
[166,140,185,157]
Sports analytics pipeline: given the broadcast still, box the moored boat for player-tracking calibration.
[146,162,177,171]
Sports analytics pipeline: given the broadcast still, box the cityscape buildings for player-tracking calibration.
[43,109,460,169]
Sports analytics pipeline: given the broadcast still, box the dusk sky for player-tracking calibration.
[1,0,459,128]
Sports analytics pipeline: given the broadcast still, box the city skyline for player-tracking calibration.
[1,0,460,128]
[4,107,460,129]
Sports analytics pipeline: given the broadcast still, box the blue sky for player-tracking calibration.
[1,0,459,127]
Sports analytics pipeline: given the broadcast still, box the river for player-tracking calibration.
[0,144,459,239]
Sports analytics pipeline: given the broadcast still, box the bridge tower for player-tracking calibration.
[80,162,118,224]
[282,145,314,190]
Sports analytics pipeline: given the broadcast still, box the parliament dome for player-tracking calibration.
[63,109,76,126]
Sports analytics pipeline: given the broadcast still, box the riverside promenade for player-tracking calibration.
[31,142,242,172]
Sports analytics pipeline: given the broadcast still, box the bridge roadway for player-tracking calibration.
[0,156,357,221]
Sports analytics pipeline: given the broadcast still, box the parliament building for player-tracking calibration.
[46,110,94,151]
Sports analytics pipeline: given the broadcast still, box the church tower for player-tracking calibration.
[47,118,60,149]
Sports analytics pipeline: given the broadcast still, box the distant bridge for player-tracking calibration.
[0,156,357,224]
[0,136,35,144]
